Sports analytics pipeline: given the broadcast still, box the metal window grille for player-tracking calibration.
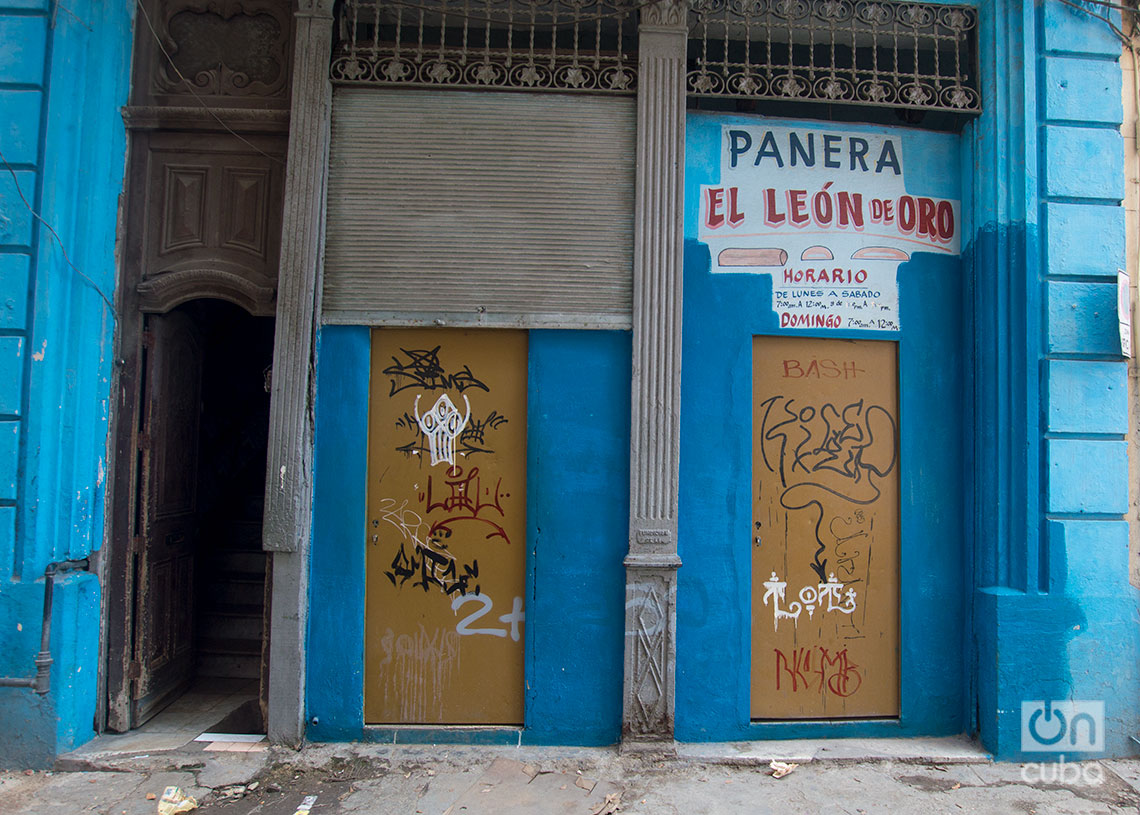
[687,1,980,113]
[332,0,640,93]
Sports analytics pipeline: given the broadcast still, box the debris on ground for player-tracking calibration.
[156,786,198,814]
[591,791,622,814]
[769,760,799,779]
[292,794,318,815]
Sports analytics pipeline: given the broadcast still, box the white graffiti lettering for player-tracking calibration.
[762,572,856,631]
[415,393,471,467]
[452,593,525,639]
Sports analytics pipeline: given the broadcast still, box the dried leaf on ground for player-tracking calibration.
[591,791,622,815]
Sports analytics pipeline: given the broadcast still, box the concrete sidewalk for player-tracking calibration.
[3,737,1140,814]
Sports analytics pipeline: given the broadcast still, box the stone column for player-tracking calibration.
[261,0,335,746]
[622,0,687,747]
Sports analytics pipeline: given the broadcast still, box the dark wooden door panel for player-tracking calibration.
[131,310,203,727]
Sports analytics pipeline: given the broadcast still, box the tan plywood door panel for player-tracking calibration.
[365,329,527,724]
[751,337,899,719]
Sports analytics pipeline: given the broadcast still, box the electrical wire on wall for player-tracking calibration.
[0,146,117,319]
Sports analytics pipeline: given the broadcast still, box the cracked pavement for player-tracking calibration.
[4,743,1140,814]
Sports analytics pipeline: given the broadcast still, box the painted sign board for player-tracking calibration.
[752,336,899,719]
[364,329,527,725]
[1118,270,1132,359]
[679,111,964,740]
[699,125,960,332]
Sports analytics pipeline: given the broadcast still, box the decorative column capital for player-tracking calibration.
[640,0,688,29]
[295,0,335,19]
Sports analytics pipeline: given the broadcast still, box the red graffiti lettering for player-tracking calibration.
[781,359,866,379]
[774,647,863,698]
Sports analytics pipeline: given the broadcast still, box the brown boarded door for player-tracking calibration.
[751,337,899,719]
[365,329,527,724]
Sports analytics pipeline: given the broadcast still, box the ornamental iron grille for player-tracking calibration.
[687,0,980,113]
[332,0,640,92]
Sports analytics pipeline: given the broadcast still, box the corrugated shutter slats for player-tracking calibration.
[323,88,636,328]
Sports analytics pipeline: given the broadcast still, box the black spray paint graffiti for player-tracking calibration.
[386,347,508,460]
[758,395,896,582]
[829,509,871,582]
[387,540,481,597]
[375,344,514,601]
[383,346,490,396]
[394,410,509,458]
[373,497,483,597]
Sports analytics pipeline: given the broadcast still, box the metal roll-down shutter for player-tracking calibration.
[323,88,636,329]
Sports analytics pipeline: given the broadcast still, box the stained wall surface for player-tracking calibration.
[0,0,133,767]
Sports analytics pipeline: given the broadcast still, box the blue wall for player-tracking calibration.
[307,326,630,744]
[0,0,132,768]
[676,115,967,741]
[310,6,1140,756]
[970,0,1140,760]
[0,0,1129,766]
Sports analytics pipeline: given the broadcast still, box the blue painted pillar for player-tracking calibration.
[972,0,1139,759]
[0,0,133,767]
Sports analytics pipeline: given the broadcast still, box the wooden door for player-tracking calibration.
[131,311,203,726]
[365,329,527,725]
[751,336,899,718]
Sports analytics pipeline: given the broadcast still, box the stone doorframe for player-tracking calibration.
[261,0,689,747]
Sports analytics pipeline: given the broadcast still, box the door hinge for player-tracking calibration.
[140,330,154,350]
[127,660,142,680]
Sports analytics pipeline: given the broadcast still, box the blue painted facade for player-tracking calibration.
[669,0,1138,760]
[975,0,1139,761]
[307,327,631,745]
[288,0,1140,760]
[0,0,133,768]
[677,117,968,740]
[1,0,1137,768]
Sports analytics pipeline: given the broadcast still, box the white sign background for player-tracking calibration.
[699,125,961,332]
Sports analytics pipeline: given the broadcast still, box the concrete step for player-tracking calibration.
[197,651,260,680]
[198,636,261,656]
[203,549,266,575]
[199,611,263,641]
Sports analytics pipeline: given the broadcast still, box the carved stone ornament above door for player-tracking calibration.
[151,0,291,99]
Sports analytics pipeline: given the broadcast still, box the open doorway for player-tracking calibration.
[109,299,274,737]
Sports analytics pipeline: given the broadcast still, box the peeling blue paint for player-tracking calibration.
[1,0,1136,767]
[0,0,133,767]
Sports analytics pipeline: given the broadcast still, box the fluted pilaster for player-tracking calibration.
[622,0,687,745]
